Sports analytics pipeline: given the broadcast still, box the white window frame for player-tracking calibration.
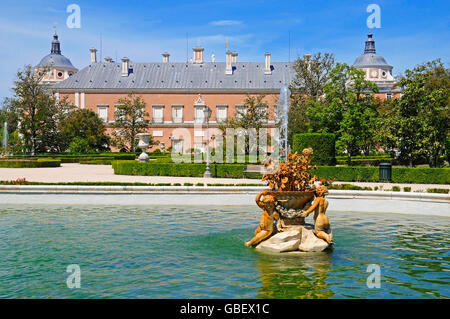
[152,105,164,124]
[235,104,246,120]
[216,105,228,123]
[172,105,184,123]
[97,105,109,122]
[194,106,205,124]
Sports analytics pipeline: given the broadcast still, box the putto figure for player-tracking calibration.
[300,185,333,244]
[244,190,280,247]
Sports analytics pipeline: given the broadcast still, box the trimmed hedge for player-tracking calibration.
[112,161,247,178]
[292,133,336,166]
[0,158,61,168]
[315,166,450,184]
[336,158,396,166]
[79,159,112,165]
[8,153,136,163]
[111,161,450,184]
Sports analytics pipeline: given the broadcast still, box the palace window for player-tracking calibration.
[152,105,164,123]
[97,105,109,122]
[216,105,228,123]
[386,93,392,99]
[235,105,246,119]
[114,104,126,122]
[172,105,183,123]
[195,106,205,124]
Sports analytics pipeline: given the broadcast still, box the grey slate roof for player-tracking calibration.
[51,61,296,91]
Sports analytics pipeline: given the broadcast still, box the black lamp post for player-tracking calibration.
[203,106,212,178]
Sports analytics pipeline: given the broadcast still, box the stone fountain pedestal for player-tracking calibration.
[256,224,331,253]
[255,191,332,253]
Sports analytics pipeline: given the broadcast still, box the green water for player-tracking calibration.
[0,204,449,298]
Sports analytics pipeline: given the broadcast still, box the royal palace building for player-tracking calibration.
[37,31,398,152]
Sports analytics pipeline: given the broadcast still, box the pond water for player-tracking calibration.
[0,204,448,298]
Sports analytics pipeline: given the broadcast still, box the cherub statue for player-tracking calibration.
[300,185,333,244]
[245,190,280,247]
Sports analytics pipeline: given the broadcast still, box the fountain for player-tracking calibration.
[245,148,333,253]
[2,122,7,156]
[137,133,150,162]
[277,85,290,163]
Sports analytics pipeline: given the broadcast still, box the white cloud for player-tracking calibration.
[209,20,242,26]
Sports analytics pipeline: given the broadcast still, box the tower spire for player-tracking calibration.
[364,31,376,54]
[51,23,61,55]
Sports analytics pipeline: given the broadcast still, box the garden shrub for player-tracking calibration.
[111,161,450,184]
[0,158,61,168]
[69,137,94,154]
[112,161,247,178]
[426,188,449,194]
[292,133,336,166]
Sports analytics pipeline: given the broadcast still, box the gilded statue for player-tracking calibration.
[300,185,333,244]
[245,190,280,247]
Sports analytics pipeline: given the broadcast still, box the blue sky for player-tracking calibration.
[0,0,449,100]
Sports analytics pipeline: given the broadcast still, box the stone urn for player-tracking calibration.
[137,133,151,162]
[268,191,315,228]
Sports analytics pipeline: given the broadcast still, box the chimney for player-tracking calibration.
[193,47,204,63]
[162,52,170,63]
[104,57,112,63]
[90,48,97,64]
[121,57,130,77]
[264,52,271,75]
[231,51,238,64]
[211,53,216,63]
[225,50,233,75]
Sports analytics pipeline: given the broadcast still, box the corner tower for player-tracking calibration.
[353,32,397,96]
[35,27,78,84]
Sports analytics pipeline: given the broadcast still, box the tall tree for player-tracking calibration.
[8,65,63,154]
[307,63,379,164]
[219,94,269,155]
[111,93,156,152]
[220,94,269,131]
[381,59,449,167]
[290,52,335,99]
[288,52,335,144]
[59,109,110,152]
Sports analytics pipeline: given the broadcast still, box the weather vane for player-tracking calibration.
[53,21,58,35]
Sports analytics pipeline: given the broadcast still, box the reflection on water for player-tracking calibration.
[256,252,334,299]
[0,204,448,298]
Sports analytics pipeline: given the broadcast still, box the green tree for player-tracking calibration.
[291,52,335,99]
[111,93,156,152]
[288,52,335,145]
[8,65,60,154]
[220,94,269,131]
[219,94,269,156]
[60,109,110,152]
[382,59,449,167]
[307,63,379,165]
